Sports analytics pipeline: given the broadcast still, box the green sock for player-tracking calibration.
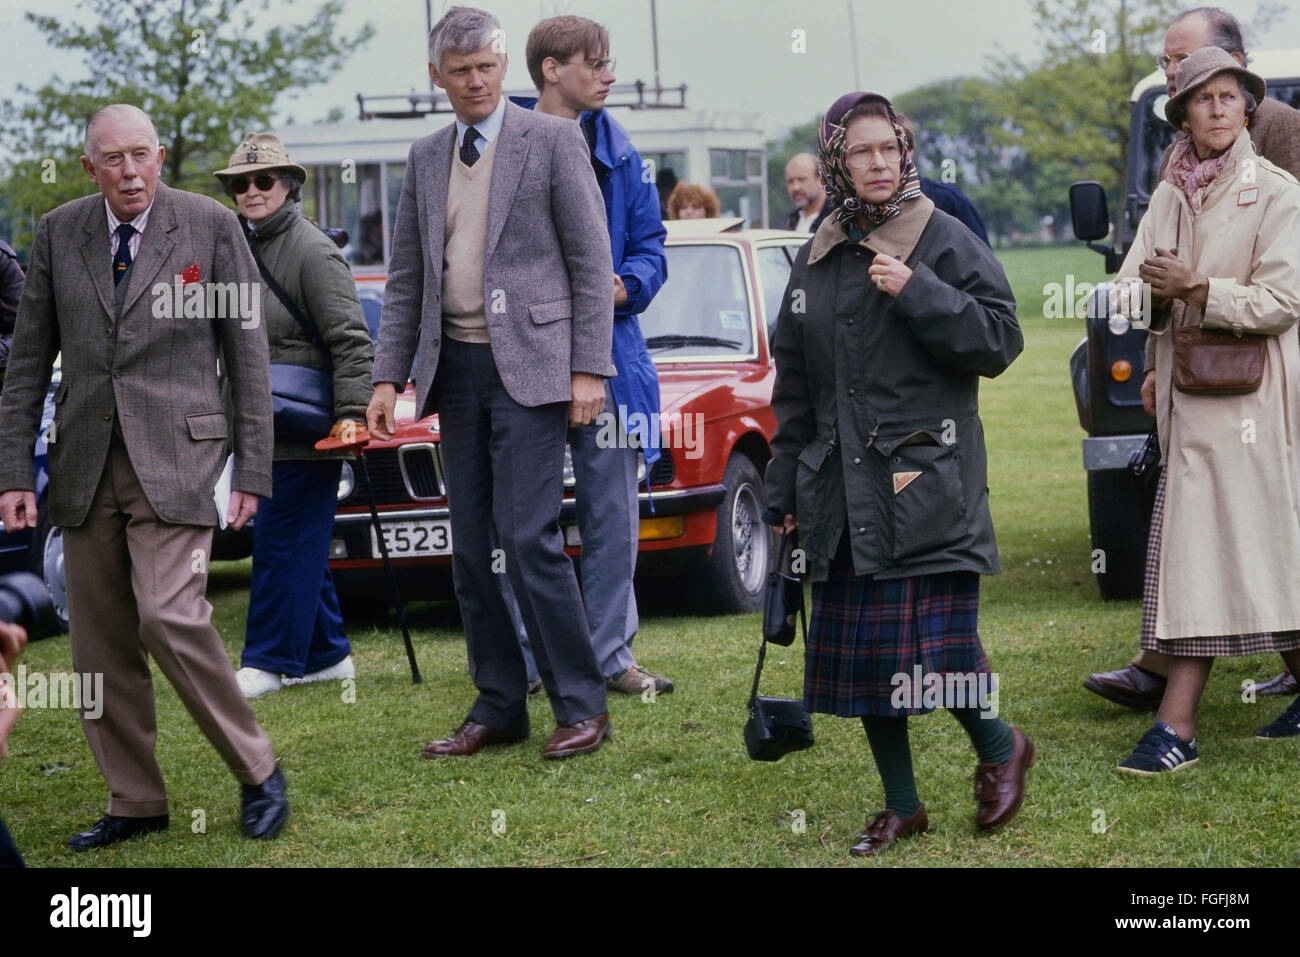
[948,705,1014,764]
[860,715,921,817]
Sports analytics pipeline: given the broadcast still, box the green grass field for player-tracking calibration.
[5,244,1298,868]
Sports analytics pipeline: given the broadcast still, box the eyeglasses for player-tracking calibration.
[1157,52,1191,71]
[566,57,616,77]
[845,142,902,170]
[229,173,279,195]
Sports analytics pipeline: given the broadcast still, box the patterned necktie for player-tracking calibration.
[112,223,135,285]
[460,126,481,168]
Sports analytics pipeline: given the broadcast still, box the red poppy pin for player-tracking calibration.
[182,263,201,285]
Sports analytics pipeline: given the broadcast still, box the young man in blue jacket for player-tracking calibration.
[511,15,672,695]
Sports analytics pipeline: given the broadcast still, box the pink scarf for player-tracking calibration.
[1164,135,1230,212]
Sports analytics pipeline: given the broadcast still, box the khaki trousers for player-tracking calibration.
[62,436,276,817]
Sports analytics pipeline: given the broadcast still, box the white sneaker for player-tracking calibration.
[236,667,283,699]
[284,655,355,686]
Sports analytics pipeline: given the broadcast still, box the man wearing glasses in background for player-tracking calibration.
[509,15,673,698]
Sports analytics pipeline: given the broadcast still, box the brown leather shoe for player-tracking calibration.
[974,726,1036,831]
[421,721,528,759]
[1083,663,1165,710]
[542,712,612,759]
[849,805,929,857]
[1256,671,1299,696]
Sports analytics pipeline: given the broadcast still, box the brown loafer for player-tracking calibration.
[1083,663,1165,710]
[974,726,1036,831]
[1256,671,1299,696]
[422,720,528,759]
[542,712,612,759]
[849,805,928,858]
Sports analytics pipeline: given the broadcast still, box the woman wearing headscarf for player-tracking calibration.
[763,92,1030,857]
[213,133,374,699]
[1113,48,1300,772]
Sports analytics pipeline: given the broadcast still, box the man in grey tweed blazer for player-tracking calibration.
[367,6,616,759]
[0,104,290,849]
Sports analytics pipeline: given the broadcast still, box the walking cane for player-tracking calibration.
[317,428,422,684]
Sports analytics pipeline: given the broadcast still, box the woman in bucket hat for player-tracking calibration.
[214,133,374,699]
[1113,48,1300,774]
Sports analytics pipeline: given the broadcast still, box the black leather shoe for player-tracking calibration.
[67,814,169,851]
[240,765,290,840]
[1083,664,1165,710]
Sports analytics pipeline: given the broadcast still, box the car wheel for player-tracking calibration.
[1087,467,1147,601]
[26,498,69,635]
[696,454,771,613]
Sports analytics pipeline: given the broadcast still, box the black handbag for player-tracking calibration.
[253,251,335,442]
[762,529,804,646]
[745,542,814,761]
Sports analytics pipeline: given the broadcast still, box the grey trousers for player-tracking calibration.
[516,380,640,680]
[435,339,607,730]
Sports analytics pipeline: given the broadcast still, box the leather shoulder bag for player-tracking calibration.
[253,250,337,441]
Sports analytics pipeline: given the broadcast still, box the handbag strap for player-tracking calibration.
[251,248,333,371]
[748,528,808,709]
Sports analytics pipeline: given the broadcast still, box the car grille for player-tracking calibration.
[648,450,674,486]
[399,443,444,499]
[350,445,444,505]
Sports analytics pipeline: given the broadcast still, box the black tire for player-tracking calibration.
[695,454,772,614]
[1087,468,1148,601]
[25,497,69,636]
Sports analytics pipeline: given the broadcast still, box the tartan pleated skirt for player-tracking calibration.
[804,565,992,718]
[1139,470,1300,656]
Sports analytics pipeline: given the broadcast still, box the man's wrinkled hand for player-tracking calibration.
[569,373,606,427]
[366,384,398,440]
[0,491,36,534]
[0,620,28,762]
[227,491,259,531]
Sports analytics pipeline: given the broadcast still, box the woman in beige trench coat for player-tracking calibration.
[1113,48,1300,775]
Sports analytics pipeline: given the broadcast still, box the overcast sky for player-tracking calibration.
[1,0,1294,138]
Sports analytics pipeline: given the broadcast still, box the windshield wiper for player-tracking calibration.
[645,334,744,351]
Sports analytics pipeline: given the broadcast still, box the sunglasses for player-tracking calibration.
[228,173,279,195]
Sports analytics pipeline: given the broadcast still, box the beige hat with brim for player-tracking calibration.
[1165,46,1266,128]
[213,131,307,179]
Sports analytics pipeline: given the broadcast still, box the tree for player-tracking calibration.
[990,0,1286,204]
[0,0,374,252]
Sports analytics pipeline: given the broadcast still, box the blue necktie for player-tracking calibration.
[112,223,135,285]
[460,126,481,167]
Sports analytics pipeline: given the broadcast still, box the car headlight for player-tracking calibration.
[337,461,355,501]
[1107,315,1132,336]
[563,445,576,488]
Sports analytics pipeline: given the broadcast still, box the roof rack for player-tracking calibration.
[356,81,687,120]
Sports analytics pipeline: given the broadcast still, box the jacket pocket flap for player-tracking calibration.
[873,428,948,456]
[797,437,836,471]
[185,411,228,440]
[529,298,573,324]
[53,381,68,403]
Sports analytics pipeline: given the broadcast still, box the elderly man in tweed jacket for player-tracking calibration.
[0,104,289,850]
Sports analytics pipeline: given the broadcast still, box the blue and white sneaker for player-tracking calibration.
[1116,721,1199,776]
[1255,696,1300,739]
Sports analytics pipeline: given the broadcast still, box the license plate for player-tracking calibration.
[370,520,453,558]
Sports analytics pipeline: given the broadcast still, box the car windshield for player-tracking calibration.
[640,243,754,358]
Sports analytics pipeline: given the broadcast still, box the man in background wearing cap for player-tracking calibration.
[1084,5,1300,711]
[0,103,289,849]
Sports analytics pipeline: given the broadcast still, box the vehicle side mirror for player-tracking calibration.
[1069,181,1110,242]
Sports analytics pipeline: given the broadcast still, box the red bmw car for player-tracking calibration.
[327,219,808,616]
